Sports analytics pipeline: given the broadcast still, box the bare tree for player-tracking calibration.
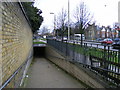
[74,1,93,45]
[57,8,67,40]
[40,26,50,35]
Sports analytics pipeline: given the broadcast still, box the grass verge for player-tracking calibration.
[33,41,46,44]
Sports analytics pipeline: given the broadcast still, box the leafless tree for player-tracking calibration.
[56,8,67,40]
[40,26,50,35]
[74,1,93,45]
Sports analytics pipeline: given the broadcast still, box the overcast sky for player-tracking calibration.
[34,0,120,30]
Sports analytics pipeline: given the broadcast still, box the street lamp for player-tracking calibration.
[68,0,70,40]
[50,12,56,36]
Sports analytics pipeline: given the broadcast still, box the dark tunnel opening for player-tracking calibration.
[33,47,46,57]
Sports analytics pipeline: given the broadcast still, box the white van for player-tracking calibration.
[74,34,85,41]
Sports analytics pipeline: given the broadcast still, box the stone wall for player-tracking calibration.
[0,1,33,88]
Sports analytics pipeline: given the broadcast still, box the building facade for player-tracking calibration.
[85,23,97,41]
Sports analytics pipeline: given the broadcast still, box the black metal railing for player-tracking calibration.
[0,48,33,89]
[47,39,120,87]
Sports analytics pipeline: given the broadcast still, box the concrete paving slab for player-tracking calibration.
[25,58,85,88]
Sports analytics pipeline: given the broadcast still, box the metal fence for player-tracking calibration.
[47,39,120,87]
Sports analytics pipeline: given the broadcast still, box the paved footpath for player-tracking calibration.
[25,58,85,88]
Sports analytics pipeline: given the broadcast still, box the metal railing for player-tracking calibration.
[47,39,120,87]
[0,48,33,89]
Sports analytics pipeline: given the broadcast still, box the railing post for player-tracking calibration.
[108,46,110,61]
[66,40,67,56]
[103,45,106,66]
[90,55,93,68]
[60,40,62,52]
[83,43,85,55]
[118,29,120,66]
[118,49,120,74]
[118,49,120,64]
[97,44,98,48]
[72,41,75,61]
[106,46,109,70]
[103,45,108,77]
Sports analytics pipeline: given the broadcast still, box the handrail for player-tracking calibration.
[0,54,32,89]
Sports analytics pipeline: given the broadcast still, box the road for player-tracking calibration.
[35,38,118,51]
[65,40,118,51]
[25,58,86,88]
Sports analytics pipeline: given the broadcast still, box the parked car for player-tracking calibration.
[63,37,67,40]
[101,38,113,45]
[112,38,120,49]
[74,34,85,41]
[96,38,103,42]
[114,38,120,42]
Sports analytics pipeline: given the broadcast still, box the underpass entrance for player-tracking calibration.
[33,44,46,57]
[25,44,86,88]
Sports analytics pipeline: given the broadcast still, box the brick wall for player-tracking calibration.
[0,2,2,87]
[0,2,33,88]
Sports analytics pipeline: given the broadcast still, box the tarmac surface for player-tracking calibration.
[25,58,85,88]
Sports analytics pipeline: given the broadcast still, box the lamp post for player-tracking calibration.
[50,12,56,36]
[68,0,70,41]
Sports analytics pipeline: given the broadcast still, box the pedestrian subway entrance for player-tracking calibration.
[33,44,46,57]
[33,43,120,88]
[31,44,87,88]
